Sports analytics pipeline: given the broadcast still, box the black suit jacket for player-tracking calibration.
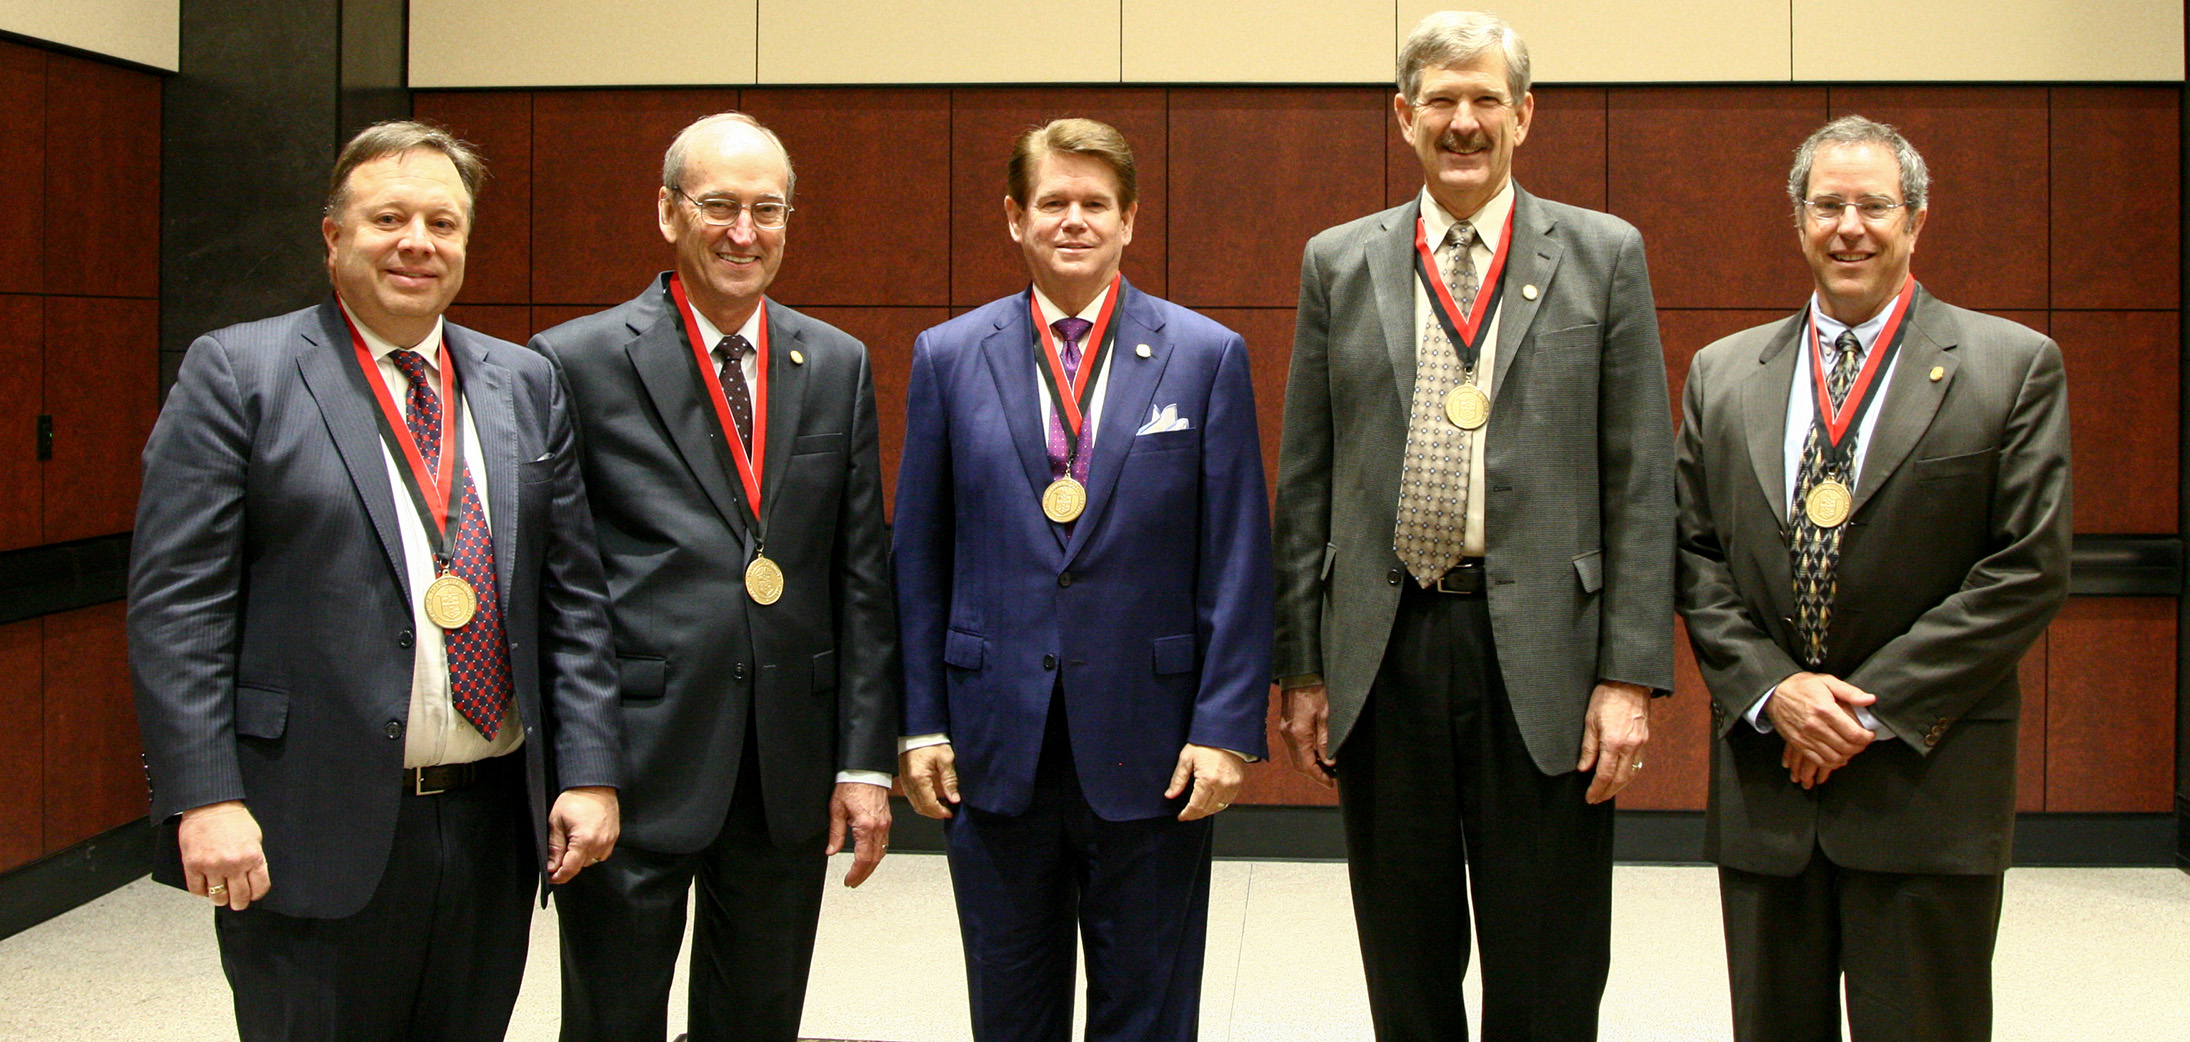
[532,277,900,852]
[1677,288,2072,876]
[130,301,624,919]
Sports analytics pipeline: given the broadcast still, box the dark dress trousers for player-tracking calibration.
[1273,187,1675,1041]
[893,283,1273,1042]
[129,301,623,1041]
[532,276,900,1042]
[1677,288,2071,1041]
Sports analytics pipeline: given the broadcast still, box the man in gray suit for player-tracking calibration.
[1677,117,2070,1041]
[1273,11,1673,1040]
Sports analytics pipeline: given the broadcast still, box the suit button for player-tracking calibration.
[384,720,404,740]
[1058,572,1073,588]
[1387,567,1402,586]
[1043,654,1057,671]
[735,662,748,681]
[396,629,414,649]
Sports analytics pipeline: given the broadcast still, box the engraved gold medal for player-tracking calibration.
[1042,477,1086,523]
[745,554,785,605]
[423,573,478,629]
[1445,383,1490,430]
[1805,479,1853,528]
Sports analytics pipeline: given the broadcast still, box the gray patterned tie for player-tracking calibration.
[1393,222,1480,586]
[1791,328,1864,667]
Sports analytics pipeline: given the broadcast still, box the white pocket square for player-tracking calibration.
[1136,403,1191,435]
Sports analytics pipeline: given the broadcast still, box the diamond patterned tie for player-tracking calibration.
[1045,316,1094,485]
[388,348,512,740]
[1791,328,1865,669]
[716,334,756,458]
[1393,222,1479,586]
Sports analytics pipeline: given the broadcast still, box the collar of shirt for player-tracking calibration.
[684,299,765,354]
[1418,180,1516,263]
[1030,280,1114,331]
[1807,291,1893,363]
[340,298,446,373]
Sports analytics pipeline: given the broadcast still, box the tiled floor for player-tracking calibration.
[2,854,2185,1040]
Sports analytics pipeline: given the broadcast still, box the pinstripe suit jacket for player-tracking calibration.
[1274,186,1676,773]
[1677,288,2071,875]
[129,301,623,918]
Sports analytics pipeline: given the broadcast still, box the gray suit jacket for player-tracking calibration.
[1274,186,1676,774]
[1676,288,2071,876]
[130,301,623,918]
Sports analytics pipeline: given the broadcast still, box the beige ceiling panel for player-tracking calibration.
[0,0,178,70]
[410,0,758,88]
[759,0,1119,84]
[1122,0,1391,83]
[1793,0,2182,81]
[1398,1,1791,83]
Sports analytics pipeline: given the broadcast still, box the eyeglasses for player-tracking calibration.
[678,190,794,229]
[1801,197,1916,225]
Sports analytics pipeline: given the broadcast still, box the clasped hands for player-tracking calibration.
[1767,671,1878,788]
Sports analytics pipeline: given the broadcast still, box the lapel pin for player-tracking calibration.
[790,350,805,366]
[1929,365,1943,381]
[1522,284,1538,301]
[1136,343,1152,358]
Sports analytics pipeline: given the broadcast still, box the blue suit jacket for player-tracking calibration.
[894,281,1272,821]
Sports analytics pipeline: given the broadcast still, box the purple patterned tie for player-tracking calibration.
[388,348,512,740]
[1046,316,1094,484]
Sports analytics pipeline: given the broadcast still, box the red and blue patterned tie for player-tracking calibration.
[389,348,513,739]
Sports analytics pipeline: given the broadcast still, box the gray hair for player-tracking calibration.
[325,120,487,221]
[662,112,797,200]
[1787,115,1930,214]
[1398,11,1531,104]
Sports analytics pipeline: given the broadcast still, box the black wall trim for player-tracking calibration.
[2070,535,2182,596]
[0,533,132,625]
[0,818,152,941]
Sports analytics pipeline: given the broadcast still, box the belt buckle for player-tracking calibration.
[1436,560,1482,595]
[412,767,446,797]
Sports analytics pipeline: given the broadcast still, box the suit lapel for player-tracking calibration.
[1066,282,1171,564]
[1743,314,1807,531]
[446,327,519,599]
[1367,200,1423,405]
[626,284,751,540]
[758,299,805,533]
[1852,288,1956,517]
[293,301,413,598]
[1492,187,1564,395]
[978,292,1063,549]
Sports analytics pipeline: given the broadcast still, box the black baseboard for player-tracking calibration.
[0,818,153,941]
[0,533,132,625]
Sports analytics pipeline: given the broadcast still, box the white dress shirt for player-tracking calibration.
[1414,182,1515,558]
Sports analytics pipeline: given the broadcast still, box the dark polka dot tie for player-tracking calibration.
[716,334,756,457]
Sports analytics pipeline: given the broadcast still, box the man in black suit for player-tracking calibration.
[130,120,624,1042]
[1677,116,2071,1040]
[533,112,901,1042]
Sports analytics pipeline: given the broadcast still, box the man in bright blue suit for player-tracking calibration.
[893,118,1273,1042]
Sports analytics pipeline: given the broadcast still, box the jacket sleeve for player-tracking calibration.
[1188,332,1275,756]
[831,342,905,774]
[1591,226,1677,694]
[1272,240,1336,681]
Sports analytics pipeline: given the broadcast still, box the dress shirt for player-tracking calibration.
[1414,182,1514,558]
[344,300,523,769]
[1745,294,1904,741]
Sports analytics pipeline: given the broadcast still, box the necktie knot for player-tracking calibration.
[717,334,749,366]
[389,347,433,385]
[1053,317,1093,372]
[1447,222,1476,254]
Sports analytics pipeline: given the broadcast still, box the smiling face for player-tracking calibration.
[1397,54,1533,219]
[659,122,790,331]
[1006,150,1137,315]
[322,149,470,346]
[1799,141,1926,325]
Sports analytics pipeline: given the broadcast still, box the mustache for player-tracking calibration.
[1439,130,1492,153]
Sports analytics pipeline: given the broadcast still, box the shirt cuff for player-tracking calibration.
[898,733,950,754]
[1745,687,1777,733]
[835,770,892,787]
[1854,706,1896,742]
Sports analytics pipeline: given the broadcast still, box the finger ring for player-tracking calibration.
[207,884,228,898]
[1632,762,1645,771]
[1217,802,1229,808]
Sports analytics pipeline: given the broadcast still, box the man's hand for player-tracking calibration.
[1765,671,1876,788]
[547,786,620,884]
[178,800,271,911]
[1279,683,1335,788]
[899,744,961,819]
[1579,681,1652,804]
[827,781,892,888]
[1166,744,1247,821]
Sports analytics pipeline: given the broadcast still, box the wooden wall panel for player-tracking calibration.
[532,305,598,336]
[0,42,43,297]
[0,618,41,873]
[2045,597,2175,813]
[43,296,157,543]
[1197,308,1295,509]
[1828,87,2049,312]
[443,304,536,347]
[414,91,533,306]
[2016,633,2047,813]
[1620,617,1710,810]
[530,89,738,306]
[1169,89,1389,308]
[41,603,143,850]
[741,89,951,309]
[949,88,1171,309]
[2050,310,2177,534]
[0,295,42,552]
[1608,88,1824,310]
[42,52,159,300]
[2051,87,2179,311]
[1656,309,1786,429]
[792,306,950,510]
[1236,687,1340,807]
[1385,85,1609,214]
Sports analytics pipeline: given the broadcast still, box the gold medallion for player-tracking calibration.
[745,554,785,605]
[1042,477,1086,523]
[1805,479,1853,528]
[1444,383,1490,430]
[423,573,478,630]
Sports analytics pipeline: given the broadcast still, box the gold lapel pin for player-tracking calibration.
[1136,343,1152,358]
[1522,284,1539,301]
[1929,365,1943,381]
[790,350,805,366]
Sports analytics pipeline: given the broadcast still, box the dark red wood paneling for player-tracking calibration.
[2015,632,2047,813]
[0,617,41,872]
[1237,687,1341,807]
[0,294,42,552]
[741,89,951,309]
[444,303,537,346]
[0,42,44,296]
[415,91,534,306]
[1607,87,1825,310]
[2045,597,2174,812]
[1620,617,1710,810]
[2049,310,2177,534]
[1198,307,1295,508]
[1828,87,2050,312]
[43,296,158,542]
[533,305,600,335]
[43,52,159,300]
[42,603,144,850]
[1656,309,1788,429]
[1169,88,1389,308]
[949,88,1170,308]
[2051,87,2179,310]
[531,89,739,306]
[792,306,951,510]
